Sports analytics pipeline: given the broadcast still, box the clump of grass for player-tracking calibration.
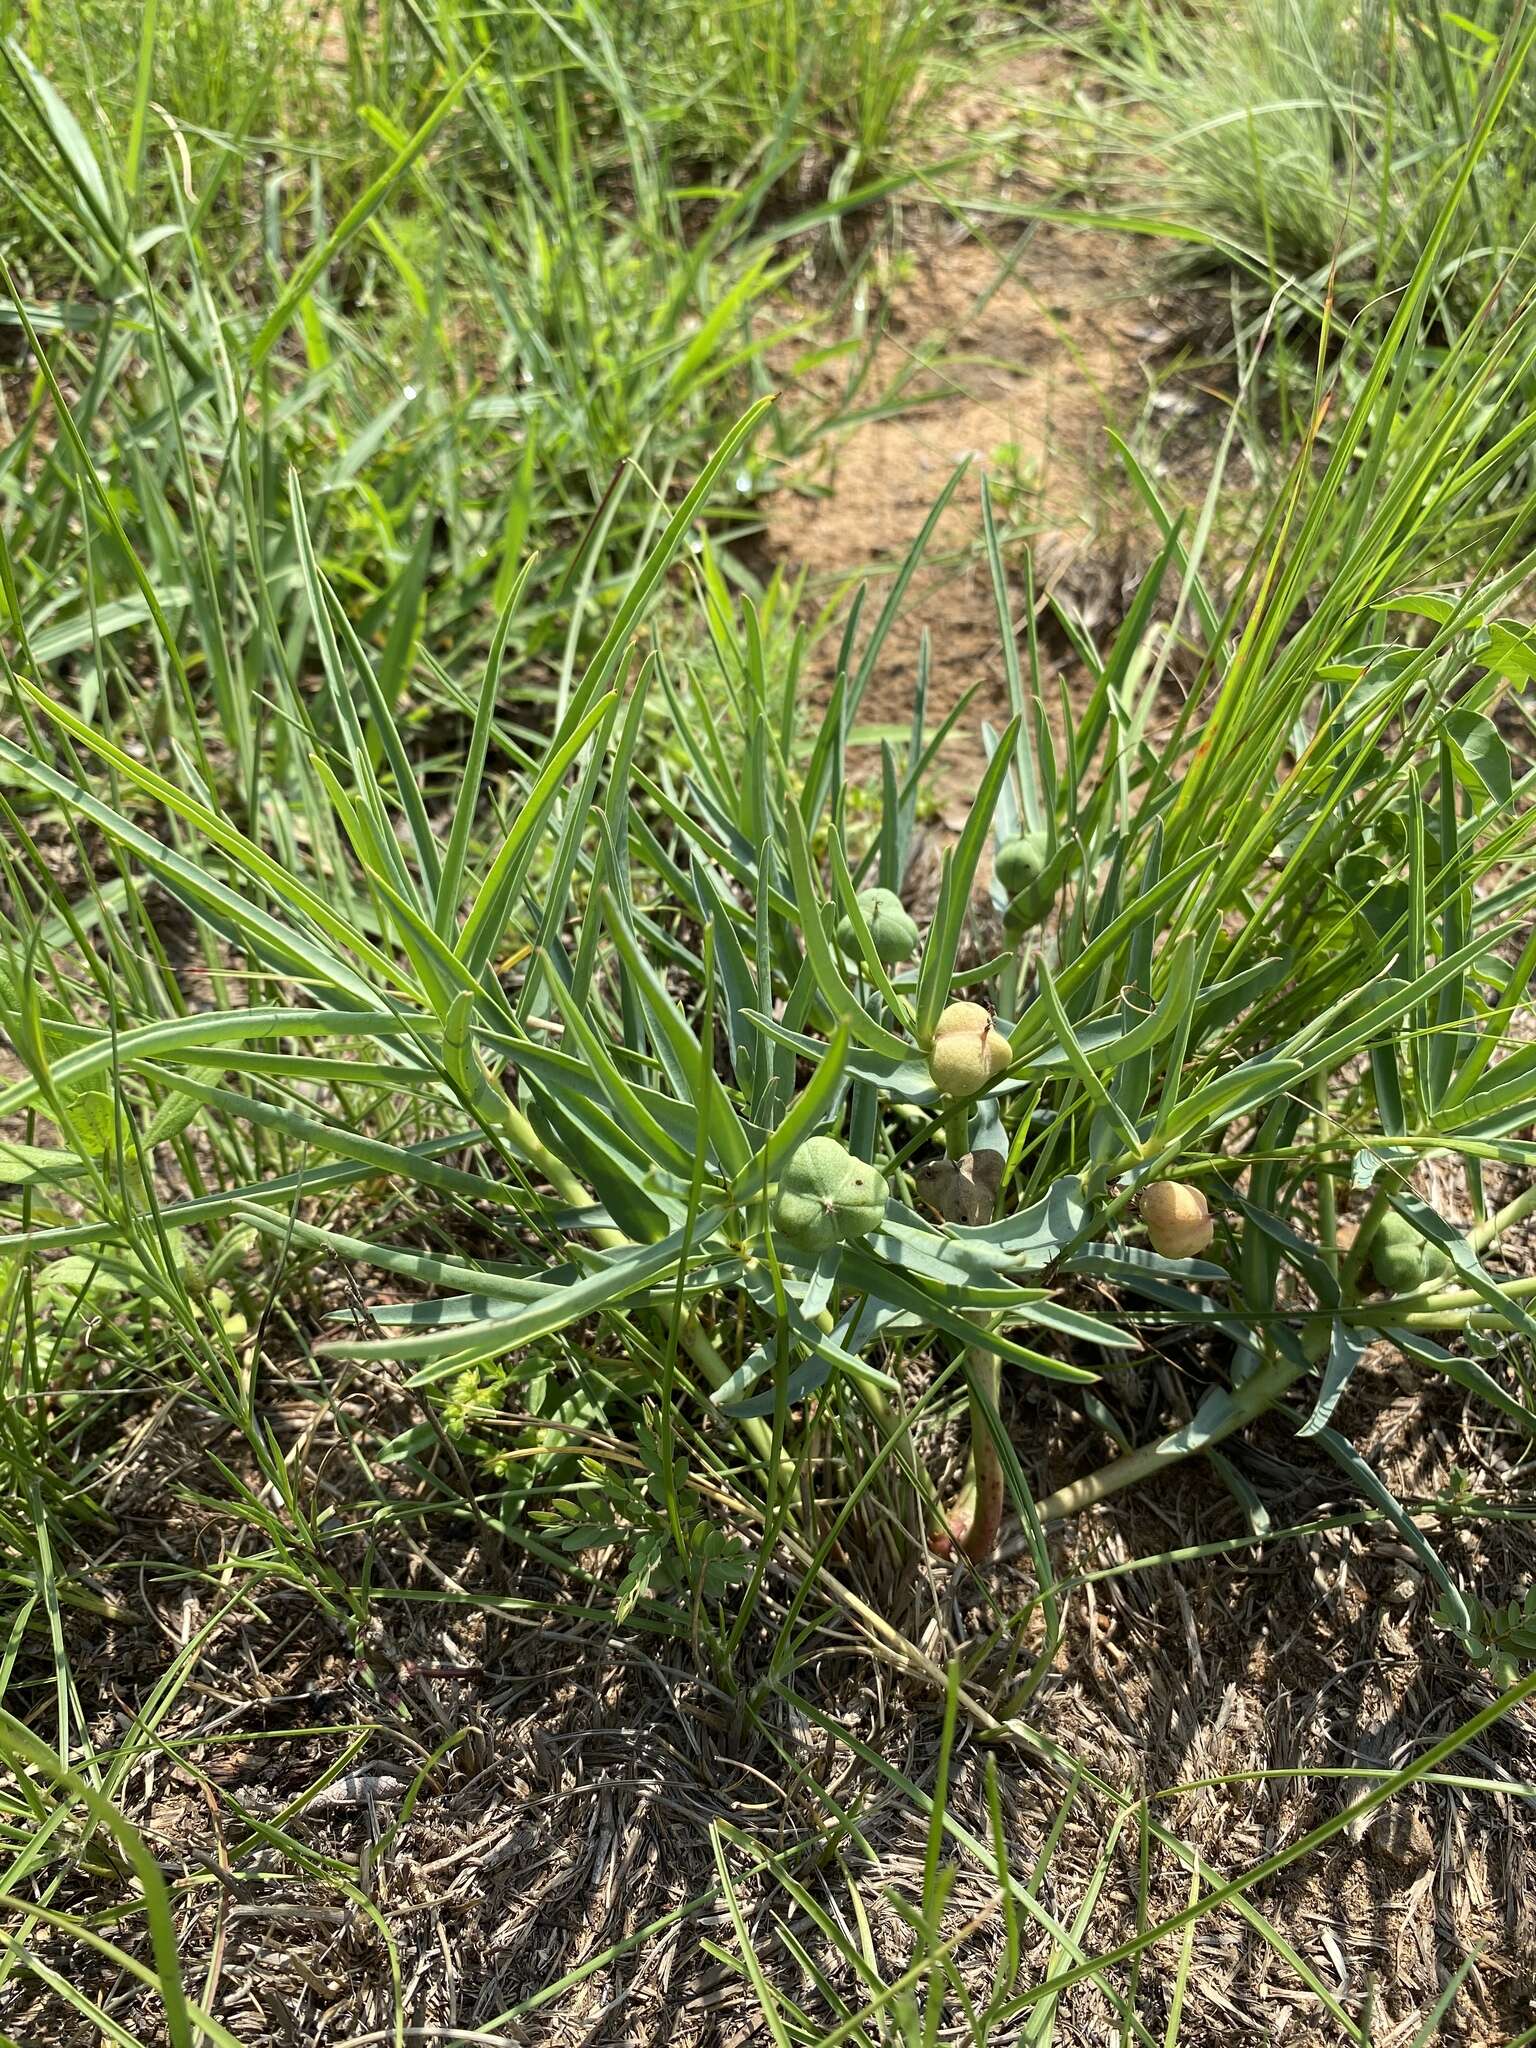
[0,12,895,770]
[1087,0,1536,323]
[1055,1,1536,564]
[0,0,330,267]
[618,0,958,184]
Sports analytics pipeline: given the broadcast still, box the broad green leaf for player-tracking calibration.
[1444,707,1511,807]
[0,1138,86,1186]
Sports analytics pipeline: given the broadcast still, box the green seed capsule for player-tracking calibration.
[996,830,1052,930]
[835,886,920,966]
[1370,1211,1451,1294]
[773,1136,889,1254]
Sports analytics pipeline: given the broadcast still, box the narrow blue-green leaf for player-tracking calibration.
[1296,1322,1368,1438]
[733,1023,850,1199]
[781,803,912,1062]
[915,718,1020,1043]
[837,1247,1098,1384]
[601,895,752,1178]
[539,967,696,1176]
[567,397,775,720]
[457,691,618,972]
[435,558,537,936]
[322,1211,731,1378]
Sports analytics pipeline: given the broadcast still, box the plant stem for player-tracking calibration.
[931,1098,1007,1563]
[1037,1169,1536,1523]
[1384,1283,1536,1329]
[948,1350,1004,1560]
[1033,1351,1305,1524]
[1030,1163,1536,1528]
[1465,1175,1536,1257]
[1313,1077,1337,1277]
[680,1316,775,1463]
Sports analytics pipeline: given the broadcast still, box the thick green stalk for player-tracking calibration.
[1465,1176,1536,1258]
[681,1318,775,1464]
[949,1350,1004,1562]
[1033,1351,1305,1524]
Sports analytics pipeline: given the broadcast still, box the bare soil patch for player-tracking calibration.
[764,61,1168,825]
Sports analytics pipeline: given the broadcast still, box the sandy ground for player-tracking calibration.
[762,52,1172,826]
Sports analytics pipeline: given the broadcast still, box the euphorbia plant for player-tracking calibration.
[6,408,1536,1639]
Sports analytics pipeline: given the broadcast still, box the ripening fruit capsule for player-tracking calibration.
[996,830,1053,931]
[927,1002,1012,1098]
[773,1136,889,1255]
[1370,1211,1451,1294]
[835,886,920,966]
[1139,1181,1214,1259]
[995,831,1049,898]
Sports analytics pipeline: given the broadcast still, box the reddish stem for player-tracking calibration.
[931,1352,1004,1562]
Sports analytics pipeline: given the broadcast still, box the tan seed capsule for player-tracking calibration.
[928,1001,1012,1098]
[1139,1180,1213,1259]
